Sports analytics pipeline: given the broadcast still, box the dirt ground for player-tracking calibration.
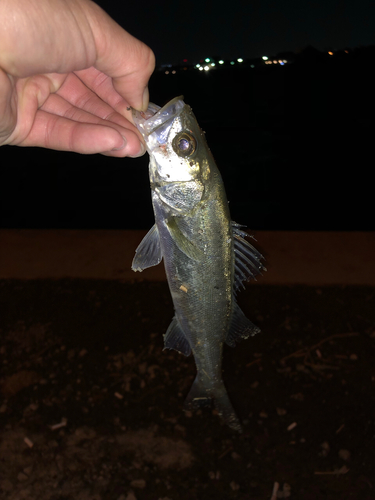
[0,279,374,500]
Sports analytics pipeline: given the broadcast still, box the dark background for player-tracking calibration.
[1,48,374,231]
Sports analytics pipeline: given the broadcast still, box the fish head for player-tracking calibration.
[132,96,211,184]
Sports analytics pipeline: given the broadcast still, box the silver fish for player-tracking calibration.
[131,96,265,431]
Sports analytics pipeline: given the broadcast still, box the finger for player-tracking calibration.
[2,72,66,145]
[85,1,155,110]
[1,0,155,111]
[0,69,17,144]
[18,109,142,157]
[40,92,144,157]
[57,71,134,128]
[0,0,154,112]
[73,67,132,119]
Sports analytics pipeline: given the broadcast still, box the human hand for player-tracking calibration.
[0,0,155,157]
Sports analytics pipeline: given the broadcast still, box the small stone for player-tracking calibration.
[174,424,186,435]
[349,354,358,360]
[18,489,31,499]
[282,483,292,497]
[126,492,137,500]
[319,441,330,457]
[79,349,88,357]
[276,407,287,416]
[130,479,146,489]
[0,479,14,492]
[338,449,351,461]
[138,362,147,374]
[67,349,75,359]
[17,472,28,482]
[230,481,240,491]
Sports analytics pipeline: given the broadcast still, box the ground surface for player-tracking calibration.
[0,280,374,500]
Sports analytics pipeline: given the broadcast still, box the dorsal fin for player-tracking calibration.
[232,222,266,292]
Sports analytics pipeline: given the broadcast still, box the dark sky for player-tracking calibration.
[97,0,375,65]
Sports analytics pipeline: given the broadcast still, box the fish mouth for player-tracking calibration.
[132,96,185,137]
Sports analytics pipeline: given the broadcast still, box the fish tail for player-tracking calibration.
[184,376,243,432]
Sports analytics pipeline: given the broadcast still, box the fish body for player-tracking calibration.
[132,97,265,431]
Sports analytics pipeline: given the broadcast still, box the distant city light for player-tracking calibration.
[205,58,211,62]
[165,70,169,74]
[211,62,215,67]
[172,70,176,74]
[199,66,203,71]
[237,58,243,63]
[262,56,268,60]
[230,61,235,65]
[204,65,210,71]
[195,64,201,68]
[328,51,334,55]
[218,60,224,64]
[250,64,255,68]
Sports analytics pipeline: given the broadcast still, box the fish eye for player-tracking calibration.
[172,132,196,157]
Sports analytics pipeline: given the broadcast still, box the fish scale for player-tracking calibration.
[131,96,266,431]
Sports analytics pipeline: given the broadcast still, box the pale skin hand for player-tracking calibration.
[0,0,155,157]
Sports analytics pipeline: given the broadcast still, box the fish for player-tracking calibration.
[131,96,265,432]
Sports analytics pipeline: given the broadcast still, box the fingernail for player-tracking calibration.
[129,142,146,158]
[111,137,127,151]
[141,86,149,112]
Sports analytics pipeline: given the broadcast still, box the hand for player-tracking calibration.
[0,0,155,157]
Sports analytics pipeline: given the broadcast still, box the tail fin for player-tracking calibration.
[184,376,243,432]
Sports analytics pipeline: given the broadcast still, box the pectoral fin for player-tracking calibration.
[225,302,260,348]
[163,317,192,356]
[166,218,204,261]
[131,224,162,272]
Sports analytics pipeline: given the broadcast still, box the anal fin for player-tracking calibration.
[225,302,260,348]
[163,317,192,356]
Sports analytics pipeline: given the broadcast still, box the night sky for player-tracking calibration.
[1,0,375,231]
[98,0,375,65]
